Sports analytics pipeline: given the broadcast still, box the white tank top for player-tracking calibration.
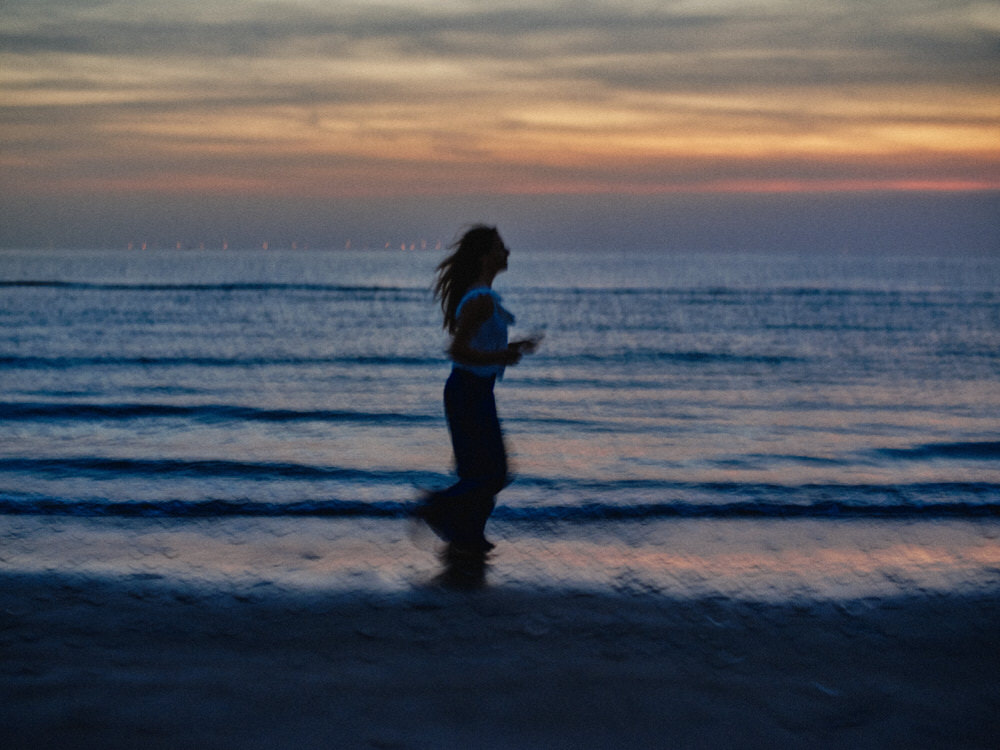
[452,287,514,379]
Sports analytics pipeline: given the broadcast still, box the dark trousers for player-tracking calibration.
[431,368,509,543]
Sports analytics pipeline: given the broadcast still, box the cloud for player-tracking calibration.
[1,0,998,245]
[6,1,998,88]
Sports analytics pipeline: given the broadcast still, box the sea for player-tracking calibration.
[2,246,998,599]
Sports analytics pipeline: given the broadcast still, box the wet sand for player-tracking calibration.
[2,570,998,749]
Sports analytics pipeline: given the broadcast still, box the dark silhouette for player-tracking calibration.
[414,225,540,585]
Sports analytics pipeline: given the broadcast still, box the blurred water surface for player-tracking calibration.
[2,247,997,516]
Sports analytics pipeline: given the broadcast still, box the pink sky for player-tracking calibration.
[2,1,998,250]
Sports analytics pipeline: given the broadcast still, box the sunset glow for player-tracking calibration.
[2,0,997,249]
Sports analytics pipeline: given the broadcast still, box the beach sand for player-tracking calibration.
[2,566,998,750]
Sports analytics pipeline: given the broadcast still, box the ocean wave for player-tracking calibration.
[0,354,442,370]
[875,441,1000,461]
[496,499,1000,521]
[0,349,803,371]
[558,351,802,366]
[11,279,994,306]
[0,456,436,483]
[522,286,997,303]
[0,402,439,426]
[0,401,614,433]
[3,455,997,501]
[0,280,420,294]
[0,495,996,520]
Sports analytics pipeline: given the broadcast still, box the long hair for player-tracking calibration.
[434,224,499,333]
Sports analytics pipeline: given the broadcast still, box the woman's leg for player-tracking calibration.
[424,370,508,546]
[446,370,508,492]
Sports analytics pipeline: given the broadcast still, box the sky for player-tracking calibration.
[2,0,998,252]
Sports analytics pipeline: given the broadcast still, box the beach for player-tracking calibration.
[3,541,998,749]
[2,247,998,748]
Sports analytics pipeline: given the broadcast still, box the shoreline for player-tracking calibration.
[4,516,1000,601]
[2,570,998,749]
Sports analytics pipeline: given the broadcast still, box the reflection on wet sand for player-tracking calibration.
[3,516,997,600]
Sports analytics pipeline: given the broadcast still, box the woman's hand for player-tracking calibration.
[502,333,543,366]
[511,332,544,356]
[501,343,526,366]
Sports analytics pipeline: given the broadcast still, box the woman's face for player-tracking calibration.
[482,235,510,276]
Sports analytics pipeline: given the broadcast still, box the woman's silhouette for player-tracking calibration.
[415,225,540,564]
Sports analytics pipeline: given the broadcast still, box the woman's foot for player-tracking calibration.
[437,541,491,590]
[412,495,455,543]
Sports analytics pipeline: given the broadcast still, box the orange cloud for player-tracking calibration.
[2,0,998,248]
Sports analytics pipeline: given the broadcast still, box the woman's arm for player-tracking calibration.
[448,294,524,367]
